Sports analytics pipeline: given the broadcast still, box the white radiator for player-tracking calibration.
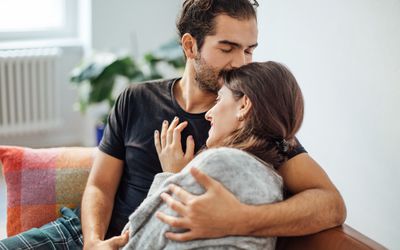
[0,48,61,136]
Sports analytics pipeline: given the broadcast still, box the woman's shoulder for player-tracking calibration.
[187,147,281,186]
[198,147,250,158]
[193,147,265,168]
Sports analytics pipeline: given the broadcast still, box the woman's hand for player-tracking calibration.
[154,117,195,173]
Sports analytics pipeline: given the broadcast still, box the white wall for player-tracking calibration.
[255,0,400,248]
[91,0,182,58]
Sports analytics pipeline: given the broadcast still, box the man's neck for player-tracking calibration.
[174,69,216,114]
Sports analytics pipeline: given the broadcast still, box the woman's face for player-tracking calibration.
[205,85,243,147]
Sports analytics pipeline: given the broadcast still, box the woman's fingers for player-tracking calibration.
[154,130,161,154]
[185,135,195,159]
[159,117,190,153]
[167,117,180,145]
[172,121,188,147]
[160,120,169,148]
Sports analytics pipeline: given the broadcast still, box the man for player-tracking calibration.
[82,0,346,249]
[0,0,345,249]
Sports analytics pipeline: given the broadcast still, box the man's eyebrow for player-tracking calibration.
[218,40,258,49]
[249,43,258,49]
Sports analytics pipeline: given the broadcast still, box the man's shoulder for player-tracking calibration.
[115,78,178,105]
[124,78,177,95]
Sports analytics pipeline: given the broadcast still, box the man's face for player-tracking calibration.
[193,14,258,94]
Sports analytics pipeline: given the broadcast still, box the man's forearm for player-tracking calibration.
[239,188,346,237]
[81,185,115,243]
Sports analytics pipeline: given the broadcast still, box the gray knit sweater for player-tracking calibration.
[121,147,283,250]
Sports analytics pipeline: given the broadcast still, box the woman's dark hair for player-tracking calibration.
[219,61,304,168]
[177,0,258,52]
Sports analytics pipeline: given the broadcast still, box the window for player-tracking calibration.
[0,0,78,41]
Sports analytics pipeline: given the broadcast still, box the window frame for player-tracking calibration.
[0,0,78,41]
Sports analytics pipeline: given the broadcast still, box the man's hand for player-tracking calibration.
[84,231,129,250]
[154,117,195,173]
[156,167,246,241]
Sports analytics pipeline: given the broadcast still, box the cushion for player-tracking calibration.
[0,146,96,237]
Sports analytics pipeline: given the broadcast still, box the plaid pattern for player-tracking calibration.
[0,207,83,250]
[0,146,95,236]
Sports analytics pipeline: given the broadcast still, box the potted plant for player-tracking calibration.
[70,40,185,145]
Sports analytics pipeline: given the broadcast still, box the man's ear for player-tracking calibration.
[181,33,198,59]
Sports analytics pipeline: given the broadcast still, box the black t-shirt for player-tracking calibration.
[99,78,306,237]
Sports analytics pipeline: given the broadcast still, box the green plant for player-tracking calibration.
[70,39,185,124]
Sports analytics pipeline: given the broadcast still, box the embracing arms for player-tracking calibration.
[156,153,346,240]
[157,153,346,240]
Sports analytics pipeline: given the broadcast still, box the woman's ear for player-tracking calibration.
[237,95,252,121]
[181,33,198,59]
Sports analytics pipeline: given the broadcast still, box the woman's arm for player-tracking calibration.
[124,147,282,250]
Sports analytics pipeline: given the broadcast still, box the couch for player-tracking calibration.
[0,146,386,249]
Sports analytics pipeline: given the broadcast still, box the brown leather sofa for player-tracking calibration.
[277,224,387,250]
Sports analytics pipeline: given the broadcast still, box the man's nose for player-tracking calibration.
[231,52,247,68]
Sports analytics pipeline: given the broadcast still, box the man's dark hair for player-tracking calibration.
[176,0,258,52]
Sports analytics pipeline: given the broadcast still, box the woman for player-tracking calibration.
[121,61,304,249]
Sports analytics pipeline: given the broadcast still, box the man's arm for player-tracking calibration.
[81,150,129,249]
[156,153,346,240]
[242,152,346,236]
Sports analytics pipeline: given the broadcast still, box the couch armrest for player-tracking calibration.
[276,224,386,250]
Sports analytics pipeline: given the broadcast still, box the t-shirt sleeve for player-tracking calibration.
[98,88,129,160]
[287,137,307,159]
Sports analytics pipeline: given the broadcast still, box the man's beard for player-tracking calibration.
[194,54,221,94]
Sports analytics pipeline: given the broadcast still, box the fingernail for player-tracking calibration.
[154,130,158,134]
[163,120,167,124]
[174,116,178,120]
[189,135,193,140]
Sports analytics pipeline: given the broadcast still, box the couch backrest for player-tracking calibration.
[277,225,387,250]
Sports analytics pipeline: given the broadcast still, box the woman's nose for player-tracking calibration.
[205,109,212,121]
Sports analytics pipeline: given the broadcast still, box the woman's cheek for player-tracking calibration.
[206,127,217,147]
